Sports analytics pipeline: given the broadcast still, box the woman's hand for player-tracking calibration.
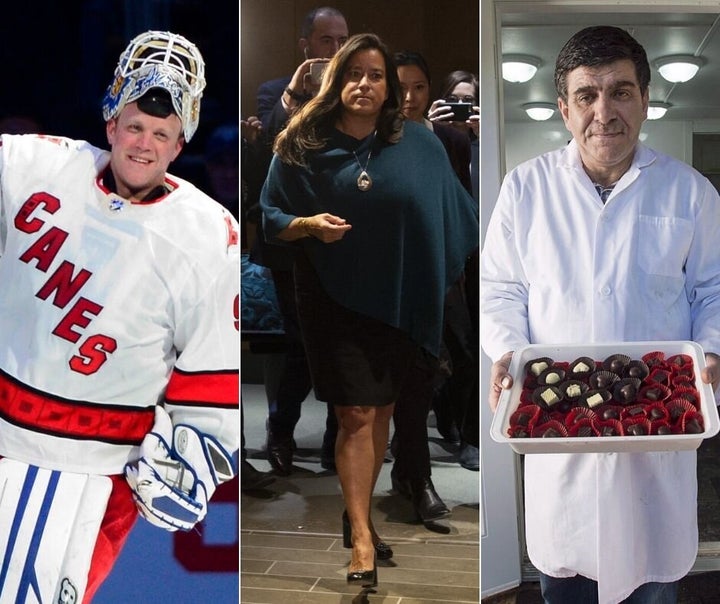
[282,213,352,243]
[468,107,479,136]
[304,213,352,243]
[427,99,454,122]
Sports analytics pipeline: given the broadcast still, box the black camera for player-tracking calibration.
[442,102,475,122]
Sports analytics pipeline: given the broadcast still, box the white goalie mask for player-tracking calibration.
[102,30,205,141]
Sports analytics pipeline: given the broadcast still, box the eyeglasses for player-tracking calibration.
[445,95,475,104]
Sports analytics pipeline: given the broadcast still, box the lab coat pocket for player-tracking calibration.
[636,214,692,305]
[637,215,692,277]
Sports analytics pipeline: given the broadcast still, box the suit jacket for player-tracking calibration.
[250,75,296,271]
[432,122,473,195]
[256,76,297,143]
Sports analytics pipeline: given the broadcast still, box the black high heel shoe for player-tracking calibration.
[342,510,393,560]
[346,551,378,587]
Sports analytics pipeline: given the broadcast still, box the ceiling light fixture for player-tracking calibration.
[523,102,556,121]
[647,101,671,120]
[655,55,703,83]
[502,54,541,83]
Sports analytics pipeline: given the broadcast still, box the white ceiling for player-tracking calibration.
[500,11,720,123]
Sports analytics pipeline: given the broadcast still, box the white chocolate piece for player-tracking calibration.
[566,384,582,397]
[531,361,549,376]
[540,388,560,406]
[586,393,605,408]
[545,372,561,384]
[573,361,590,373]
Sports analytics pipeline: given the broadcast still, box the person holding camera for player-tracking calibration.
[248,6,349,476]
[428,70,479,139]
[427,69,480,471]
[395,51,472,193]
[431,69,479,202]
[385,50,474,528]
[260,32,478,587]
[257,6,349,141]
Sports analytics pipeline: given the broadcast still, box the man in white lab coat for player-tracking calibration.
[481,25,720,604]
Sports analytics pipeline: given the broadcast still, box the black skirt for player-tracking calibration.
[294,253,418,406]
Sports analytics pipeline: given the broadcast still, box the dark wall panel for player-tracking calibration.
[240,0,479,117]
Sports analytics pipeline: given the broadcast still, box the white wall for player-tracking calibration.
[480,0,523,598]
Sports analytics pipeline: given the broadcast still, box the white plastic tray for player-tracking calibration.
[490,341,720,454]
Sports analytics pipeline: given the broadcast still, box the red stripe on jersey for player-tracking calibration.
[0,370,154,444]
[165,368,239,407]
[224,215,239,246]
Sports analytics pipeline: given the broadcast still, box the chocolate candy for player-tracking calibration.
[509,349,703,442]
[589,371,619,390]
[649,407,666,420]
[525,357,554,377]
[602,407,620,421]
[569,356,596,377]
[603,353,631,374]
[613,378,641,404]
[532,385,564,410]
[538,367,566,386]
[627,423,647,436]
[685,418,703,434]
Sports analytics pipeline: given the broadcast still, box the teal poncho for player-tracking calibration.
[261,120,478,356]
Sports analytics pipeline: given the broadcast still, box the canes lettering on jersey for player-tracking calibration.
[14,192,117,375]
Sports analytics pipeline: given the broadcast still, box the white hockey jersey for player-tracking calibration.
[0,134,239,474]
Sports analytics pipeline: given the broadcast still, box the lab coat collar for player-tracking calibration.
[558,139,658,200]
[558,139,656,171]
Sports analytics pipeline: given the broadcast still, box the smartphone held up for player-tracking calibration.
[442,102,477,122]
[310,62,327,86]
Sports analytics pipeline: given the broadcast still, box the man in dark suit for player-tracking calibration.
[248,7,349,476]
[257,6,348,140]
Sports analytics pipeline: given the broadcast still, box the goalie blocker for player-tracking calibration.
[124,406,235,532]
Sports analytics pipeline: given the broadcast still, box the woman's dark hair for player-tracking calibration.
[274,33,404,167]
[393,50,432,85]
[439,70,478,103]
[554,25,650,101]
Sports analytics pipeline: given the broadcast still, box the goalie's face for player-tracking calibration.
[106,102,184,202]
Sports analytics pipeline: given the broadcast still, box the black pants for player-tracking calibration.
[440,271,479,448]
[391,350,438,480]
[392,262,479,480]
[265,268,337,442]
[241,402,246,460]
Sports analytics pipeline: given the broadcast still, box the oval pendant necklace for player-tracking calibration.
[352,131,376,192]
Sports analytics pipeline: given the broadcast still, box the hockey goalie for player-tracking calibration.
[0,30,239,603]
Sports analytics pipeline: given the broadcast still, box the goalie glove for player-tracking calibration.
[124,406,234,532]
[172,421,236,501]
